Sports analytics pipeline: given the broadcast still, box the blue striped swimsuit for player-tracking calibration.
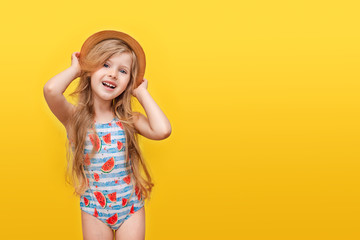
[79,116,144,231]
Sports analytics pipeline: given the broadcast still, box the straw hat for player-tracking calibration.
[79,30,146,87]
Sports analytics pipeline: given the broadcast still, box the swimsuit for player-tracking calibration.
[77,116,144,231]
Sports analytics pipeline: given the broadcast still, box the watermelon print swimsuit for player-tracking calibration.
[78,116,144,231]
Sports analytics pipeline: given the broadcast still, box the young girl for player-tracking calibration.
[43,30,171,240]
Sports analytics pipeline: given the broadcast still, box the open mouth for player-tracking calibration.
[102,82,116,89]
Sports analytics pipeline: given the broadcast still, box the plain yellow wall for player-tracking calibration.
[0,0,359,239]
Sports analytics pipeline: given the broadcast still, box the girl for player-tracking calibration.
[43,30,171,240]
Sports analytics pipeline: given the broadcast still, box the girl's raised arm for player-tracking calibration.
[132,78,172,140]
[43,52,80,128]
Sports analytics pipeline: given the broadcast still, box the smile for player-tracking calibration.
[102,82,116,89]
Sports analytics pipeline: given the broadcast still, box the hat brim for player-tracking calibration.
[79,30,146,88]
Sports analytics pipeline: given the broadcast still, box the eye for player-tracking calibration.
[119,69,127,74]
[103,63,109,68]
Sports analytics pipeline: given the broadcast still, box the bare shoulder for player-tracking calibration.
[132,111,151,138]
[132,111,146,127]
[133,111,142,121]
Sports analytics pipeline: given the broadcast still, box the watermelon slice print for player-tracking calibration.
[101,157,115,173]
[84,197,90,207]
[107,192,117,202]
[84,153,91,165]
[94,173,100,181]
[135,186,141,200]
[123,175,131,184]
[130,204,135,214]
[102,133,111,145]
[94,208,98,217]
[94,191,107,208]
[135,186,140,195]
[116,121,123,129]
[117,141,124,151]
[106,213,118,225]
[89,133,101,152]
[122,198,128,206]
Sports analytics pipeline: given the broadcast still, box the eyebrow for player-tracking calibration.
[106,59,130,70]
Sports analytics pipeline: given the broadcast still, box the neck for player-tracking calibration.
[93,95,114,122]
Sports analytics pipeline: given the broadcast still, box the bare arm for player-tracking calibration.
[43,52,81,128]
[132,78,172,140]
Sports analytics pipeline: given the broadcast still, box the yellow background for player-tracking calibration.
[0,0,359,239]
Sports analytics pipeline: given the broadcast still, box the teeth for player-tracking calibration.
[103,82,115,88]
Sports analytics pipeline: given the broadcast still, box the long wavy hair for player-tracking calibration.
[65,39,153,201]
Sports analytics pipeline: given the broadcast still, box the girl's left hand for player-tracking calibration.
[132,78,148,98]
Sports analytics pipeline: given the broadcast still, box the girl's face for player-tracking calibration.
[90,52,132,102]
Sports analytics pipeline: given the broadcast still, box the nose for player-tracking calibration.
[107,68,118,79]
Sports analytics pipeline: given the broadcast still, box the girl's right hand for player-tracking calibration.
[71,52,81,78]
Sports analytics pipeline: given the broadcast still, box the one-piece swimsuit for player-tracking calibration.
[78,116,144,231]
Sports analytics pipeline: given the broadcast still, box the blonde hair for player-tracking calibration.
[65,39,153,201]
